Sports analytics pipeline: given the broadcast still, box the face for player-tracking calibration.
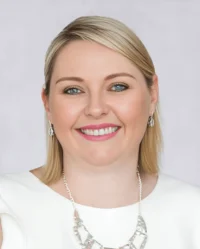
[42,40,158,166]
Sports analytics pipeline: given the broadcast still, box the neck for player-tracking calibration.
[63,154,144,209]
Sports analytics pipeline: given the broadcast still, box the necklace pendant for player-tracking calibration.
[128,215,148,249]
[63,169,148,249]
[73,210,147,249]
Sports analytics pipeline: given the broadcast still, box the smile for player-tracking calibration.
[81,127,119,136]
[76,126,121,141]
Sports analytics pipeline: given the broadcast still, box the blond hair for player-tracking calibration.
[41,16,163,184]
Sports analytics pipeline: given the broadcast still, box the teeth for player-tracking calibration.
[80,127,119,136]
[94,130,98,136]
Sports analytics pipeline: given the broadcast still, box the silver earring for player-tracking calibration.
[148,115,154,127]
[48,121,54,136]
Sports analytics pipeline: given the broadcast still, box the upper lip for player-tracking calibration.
[78,123,121,130]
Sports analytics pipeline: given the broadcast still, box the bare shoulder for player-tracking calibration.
[0,219,2,247]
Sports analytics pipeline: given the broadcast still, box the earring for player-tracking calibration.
[48,121,54,136]
[148,115,154,127]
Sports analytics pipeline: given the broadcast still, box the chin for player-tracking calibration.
[82,151,121,167]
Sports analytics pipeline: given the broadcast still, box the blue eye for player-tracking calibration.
[63,83,129,95]
[63,87,82,95]
[111,83,128,92]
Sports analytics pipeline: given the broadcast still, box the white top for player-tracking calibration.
[0,171,200,249]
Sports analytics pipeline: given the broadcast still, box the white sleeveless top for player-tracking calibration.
[0,171,200,249]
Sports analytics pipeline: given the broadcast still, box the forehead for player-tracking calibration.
[52,40,142,79]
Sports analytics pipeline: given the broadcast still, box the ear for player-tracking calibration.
[41,88,52,123]
[149,74,159,115]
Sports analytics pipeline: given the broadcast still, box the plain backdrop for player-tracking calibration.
[0,0,199,186]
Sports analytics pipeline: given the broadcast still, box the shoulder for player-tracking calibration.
[0,170,30,197]
[0,166,43,188]
[0,171,26,214]
[160,173,200,193]
[0,168,43,213]
[156,173,200,245]
[0,170,33,189]
[158,172,200,209]
[0,171,38,248]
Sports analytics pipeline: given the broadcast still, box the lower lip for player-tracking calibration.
[76,128,121,141]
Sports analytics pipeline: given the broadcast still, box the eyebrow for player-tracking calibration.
[55,72,136,84]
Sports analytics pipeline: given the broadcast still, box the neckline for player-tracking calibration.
[26,170,163,212]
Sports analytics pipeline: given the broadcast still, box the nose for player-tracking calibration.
[84,93,109,118]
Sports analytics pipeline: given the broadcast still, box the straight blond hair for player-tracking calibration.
[40,16,163,185]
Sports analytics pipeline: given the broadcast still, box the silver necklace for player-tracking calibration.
[62,168,148,249]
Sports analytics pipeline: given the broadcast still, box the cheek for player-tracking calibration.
[117,92,150,130]
[50,97,82,129]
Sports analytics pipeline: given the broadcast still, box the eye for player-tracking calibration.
[63,87,82,95]
[110,83,129,92]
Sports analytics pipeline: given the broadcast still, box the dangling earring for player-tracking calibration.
[48,121,54,136]
[148,115,154,127]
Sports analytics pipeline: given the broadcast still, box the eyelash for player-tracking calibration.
[63,83,129,95]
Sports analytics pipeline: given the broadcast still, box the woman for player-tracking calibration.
[0,15,199,249]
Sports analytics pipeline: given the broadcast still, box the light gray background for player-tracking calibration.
[0,0,199,186]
